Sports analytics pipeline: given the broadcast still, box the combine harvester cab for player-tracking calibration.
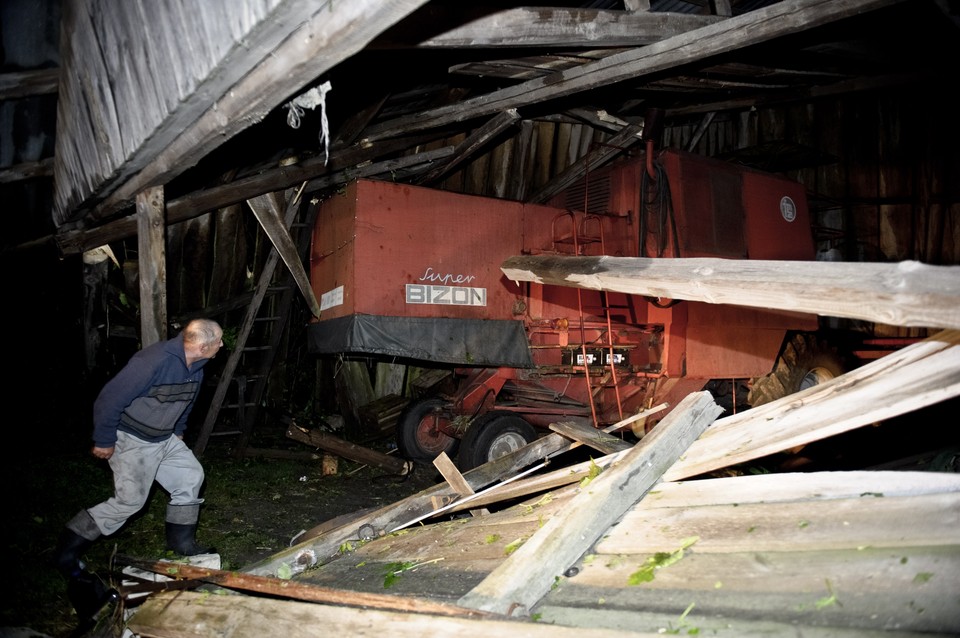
[308,148,836,470]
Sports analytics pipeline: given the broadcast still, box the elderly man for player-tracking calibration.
[53,318,224,623]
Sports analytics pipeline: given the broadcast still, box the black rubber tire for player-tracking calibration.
[457,411,538,472]
[395,398,459,463]
[748,333,847,408]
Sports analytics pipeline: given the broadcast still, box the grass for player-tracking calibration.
[3,422,430,638]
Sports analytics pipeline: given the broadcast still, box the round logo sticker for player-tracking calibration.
[780,196,797,222]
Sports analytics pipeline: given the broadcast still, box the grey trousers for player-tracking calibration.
[73,431,206,538]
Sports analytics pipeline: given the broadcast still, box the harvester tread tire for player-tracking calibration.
[396,398,459,463]
[458,411,537,472]
[748,333,847,408]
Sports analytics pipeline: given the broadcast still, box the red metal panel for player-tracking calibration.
[741,170,815,260]
[310,181,360,320]
[312,180,527,321]
[684,302,818,378]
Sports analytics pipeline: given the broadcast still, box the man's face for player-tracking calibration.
[204,334,224,359]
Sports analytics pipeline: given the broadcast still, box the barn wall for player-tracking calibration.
[52,0,292,225]
[436,88,958,272]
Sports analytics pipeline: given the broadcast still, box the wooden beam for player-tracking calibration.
[547,421,631,455]
[0,68,59,100]
[407,8,724,48]
[500,255,960,330]
[286,424,412,476]
[123,559,488,618]
[136,186,166,346]
[457,391,722,616]
[361,0,904,142]
[415,109,520,185]
[53,145,453,257]
[246,189,322,317]
[0,157,54,184]
[127,590,631,638]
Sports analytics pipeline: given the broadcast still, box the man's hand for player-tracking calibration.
[92,445,115,460]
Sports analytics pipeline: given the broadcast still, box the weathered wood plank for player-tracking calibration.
[242,431,580,577]
[433,452,489,516]
[402,8,723,48]
[536,605,954,638]
[0,68,59,99]
[665,330,960,480]
[642,471,960,509]
[547,547,960,634]
[457,391,722,616]
[127,590,647,638]
[123,559,489,618]
[599,492,960,554]
[0,157,55,185]
[135,186,166,346]
[246,189,322,317]
[286,424,412,476]
[501,255,960,330]
[548,420,631,455]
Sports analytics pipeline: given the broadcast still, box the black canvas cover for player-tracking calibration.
[307,314,535,368]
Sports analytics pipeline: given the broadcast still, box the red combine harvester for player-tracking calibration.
[308,147,842,470]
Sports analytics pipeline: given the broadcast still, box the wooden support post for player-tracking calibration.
[457,391,723,616]
[136,186,166,346]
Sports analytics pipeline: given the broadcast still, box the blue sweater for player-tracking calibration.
[92,333,211,447]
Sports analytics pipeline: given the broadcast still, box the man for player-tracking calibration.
[53,318,224,622]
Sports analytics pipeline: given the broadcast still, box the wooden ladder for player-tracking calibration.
[192,185,318,458]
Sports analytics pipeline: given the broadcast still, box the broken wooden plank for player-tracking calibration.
[127,590,647,638]
[242,430,579,577]
[600,492,960,554]
[286,424,412,476]
[548,420,632,455]
[433,452,489,517]
[457,391,723,616]
[501,255,960,330]
[643,470,960,508]
[247,189,322,317]
[122,559,490,619]
[665,330,960,480]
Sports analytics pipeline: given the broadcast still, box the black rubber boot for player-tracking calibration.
[53,527,95,579]
[165,522,214,556]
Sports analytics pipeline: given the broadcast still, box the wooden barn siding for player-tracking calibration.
[53,0,286,225]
